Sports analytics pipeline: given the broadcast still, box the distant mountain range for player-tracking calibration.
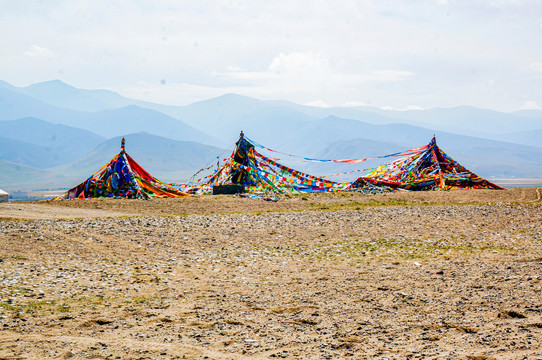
[1,79,542,193]
[2,117,105,162]
[0,85,220,146]
[52,133,225,182]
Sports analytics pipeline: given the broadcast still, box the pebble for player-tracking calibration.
[0,203,541,359]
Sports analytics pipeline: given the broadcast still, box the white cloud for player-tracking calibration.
[519,101,541,110]
[213,68,275,85]
[226,65,244,72]
[268,52,329,74]
[342,101,368,107]
[372,70,414,82]
[115,82,230,106]
[304,100,331,108]
[211,52,415,106]
[400,105,425,111]
[378,105,424,111]
[0,1,540,111]
[527,62,542,73]
[24,45,55,57]
[216,52,331,84]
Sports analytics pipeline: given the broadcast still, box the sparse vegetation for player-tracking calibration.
[1,190,541,358]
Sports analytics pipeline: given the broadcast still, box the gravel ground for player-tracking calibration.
[1,190,542,359]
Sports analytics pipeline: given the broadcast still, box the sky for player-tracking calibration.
[1,0,541,112]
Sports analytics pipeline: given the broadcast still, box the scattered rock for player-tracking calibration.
[498,310,526,319]
[1,195,542,358]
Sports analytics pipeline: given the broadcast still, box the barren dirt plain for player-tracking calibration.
[1,188,542,359]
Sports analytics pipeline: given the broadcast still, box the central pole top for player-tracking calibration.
[240,130,244,139]
[121,137,126,151]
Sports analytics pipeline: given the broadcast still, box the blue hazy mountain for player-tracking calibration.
[266,100,427,127]
[2,80,318,143]
[496,129,542,148]
[6,79,541,142]
[0,136,74,169]
[254,115,542,179]
[7,79,542,138]
[0,159,69,192]
[156,94,318,143]
[52,133,226,183]
[2,79,542,191]
[6,79,134,112]
[154,95,542,148]
[377,106,542,137]
[266,101,542,138]
[510,109,542,119]
[1,117,105,160]
[0,86,78,121]
[500,110,542,147]
[66,105,224,146]
[0,86,221,146]
[311,134,542,179]
[2,133,226,192]
[0,80,16,90]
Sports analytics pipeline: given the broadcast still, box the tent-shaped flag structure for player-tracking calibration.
[179,133,503,196]
[0,188,8,203]
[351,136,504,191]
[54,138,189,200]
[179,131,389,195]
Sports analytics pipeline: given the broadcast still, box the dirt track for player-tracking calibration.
[2,187,541,219]
[1,189,542,359]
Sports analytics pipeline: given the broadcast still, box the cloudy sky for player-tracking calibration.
[1,0,541,111]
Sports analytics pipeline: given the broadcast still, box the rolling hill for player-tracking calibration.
[2,79,155,112]
[14,80,132,112]
[251,116,542,179]
[0,86,80,122]
[1,117,105,160]
[326,135,542,179]
[2,79,542,191]
[0,86,222,146]
[495,129,542,148]
[157,94,318,144]
[65,105,223,146]
[52,133,226,183]
[265,101,542,139]
[0,136,75,169]
[0,159,70,192]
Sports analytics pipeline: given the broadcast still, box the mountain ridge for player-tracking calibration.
[2,79,542,191]
[1,117,105,159]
